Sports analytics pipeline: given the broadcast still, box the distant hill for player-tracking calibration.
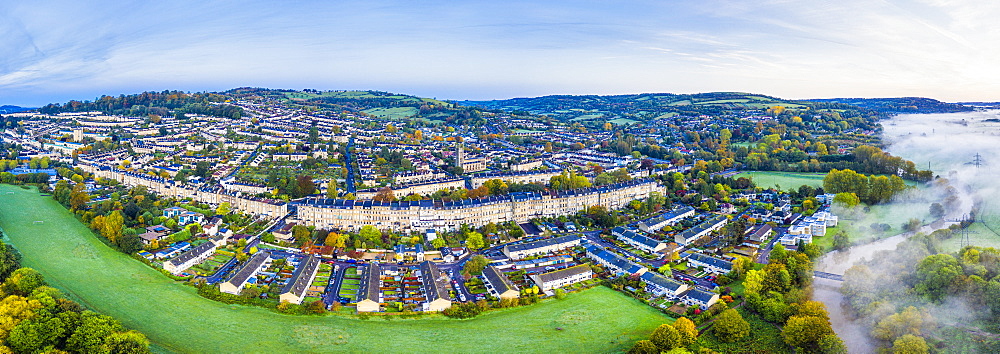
[805,97,973,114]
[0,105,32,114]
[461,92,860,124]
[958,102,1000,109]
[227,88,488,125]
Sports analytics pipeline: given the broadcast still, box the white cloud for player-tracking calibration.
[1,0,999,105]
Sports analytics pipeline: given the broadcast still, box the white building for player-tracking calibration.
[529,265,593,292]
[502,235,582,260]
[638,206,695,233]
[163,242,216,275]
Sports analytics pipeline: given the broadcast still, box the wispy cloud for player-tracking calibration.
[1,0,999,105]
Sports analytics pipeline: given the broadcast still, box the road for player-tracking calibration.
[756,226,788,264]
[344,137,357,194]
[322,263,348,305]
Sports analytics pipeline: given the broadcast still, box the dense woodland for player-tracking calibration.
[629,244,848,354]
[0,235,150,353]
[809,97,973,114]
[36,91,243,119]
[841,224,1000,353]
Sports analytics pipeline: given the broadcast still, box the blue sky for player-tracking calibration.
[2,0,999,106]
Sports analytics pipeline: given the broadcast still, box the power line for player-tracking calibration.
[947,213,980,249]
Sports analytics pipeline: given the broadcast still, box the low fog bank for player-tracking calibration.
[814,110,1000,353]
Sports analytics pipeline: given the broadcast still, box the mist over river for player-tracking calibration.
[813,110,1000,353]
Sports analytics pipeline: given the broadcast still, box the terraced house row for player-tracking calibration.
[297,179,664,232]
[83,164,288,217]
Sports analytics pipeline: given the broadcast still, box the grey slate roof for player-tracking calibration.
[686,287,717,303]
[687,253,733,272]
[420,261,450,302]
[638,206,695,228]
[165,241,215,268]
[676,214,728,241]
[612,227,663,249]
[505,234,581,254]
[225,251,270,288]
[640,271,685,292]
[483,265,517,294]
[534,264,591,285]
[281,255,320,298]
[585,244,645,274]
[358,263,381,302]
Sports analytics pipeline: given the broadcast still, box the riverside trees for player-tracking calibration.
[823,168,908,205]
[841,227,1000,352]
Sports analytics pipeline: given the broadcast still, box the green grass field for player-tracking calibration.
[941,217,1000,253]
[737,171,922,191]
[569,114,604,121]
[608,118,639,125]
[0,185,670,353]
[362,107,419,119]
[735,171,826,190]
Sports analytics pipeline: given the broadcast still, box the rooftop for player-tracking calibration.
[225,251,270,287]
[533,264,591,284]
[280,255,320,298]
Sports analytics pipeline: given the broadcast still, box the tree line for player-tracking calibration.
[0,236,150,353]
[37,91,243,119]
[823,168,908,205]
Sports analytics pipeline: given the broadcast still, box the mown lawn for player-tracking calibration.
[734,171,826,190]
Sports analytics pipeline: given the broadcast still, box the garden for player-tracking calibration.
[189,250,234,276]
[338,266,361,303]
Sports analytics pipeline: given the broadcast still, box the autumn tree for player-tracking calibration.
[102,211,124,243]
[465,232,485,251]
[325,232,346,248]
[373,187,396,202]
[628,340,658,354]
[463,255,489,276]
[673,317,698,347]
[713,309,749,342]
[0,241,21,282]
[783,314,835,352]
[871,306,929,342]
[326,179,338,198]
[892,334,928,354]
[649,324,680,350]
[215,202,231,216]
[296,175,316,197]
[358,225,381,246]
[832,192,860,208]
[3,268,46,296]
[69,183,90,210]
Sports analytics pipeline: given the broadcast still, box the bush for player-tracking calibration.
[442,301,489,319]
